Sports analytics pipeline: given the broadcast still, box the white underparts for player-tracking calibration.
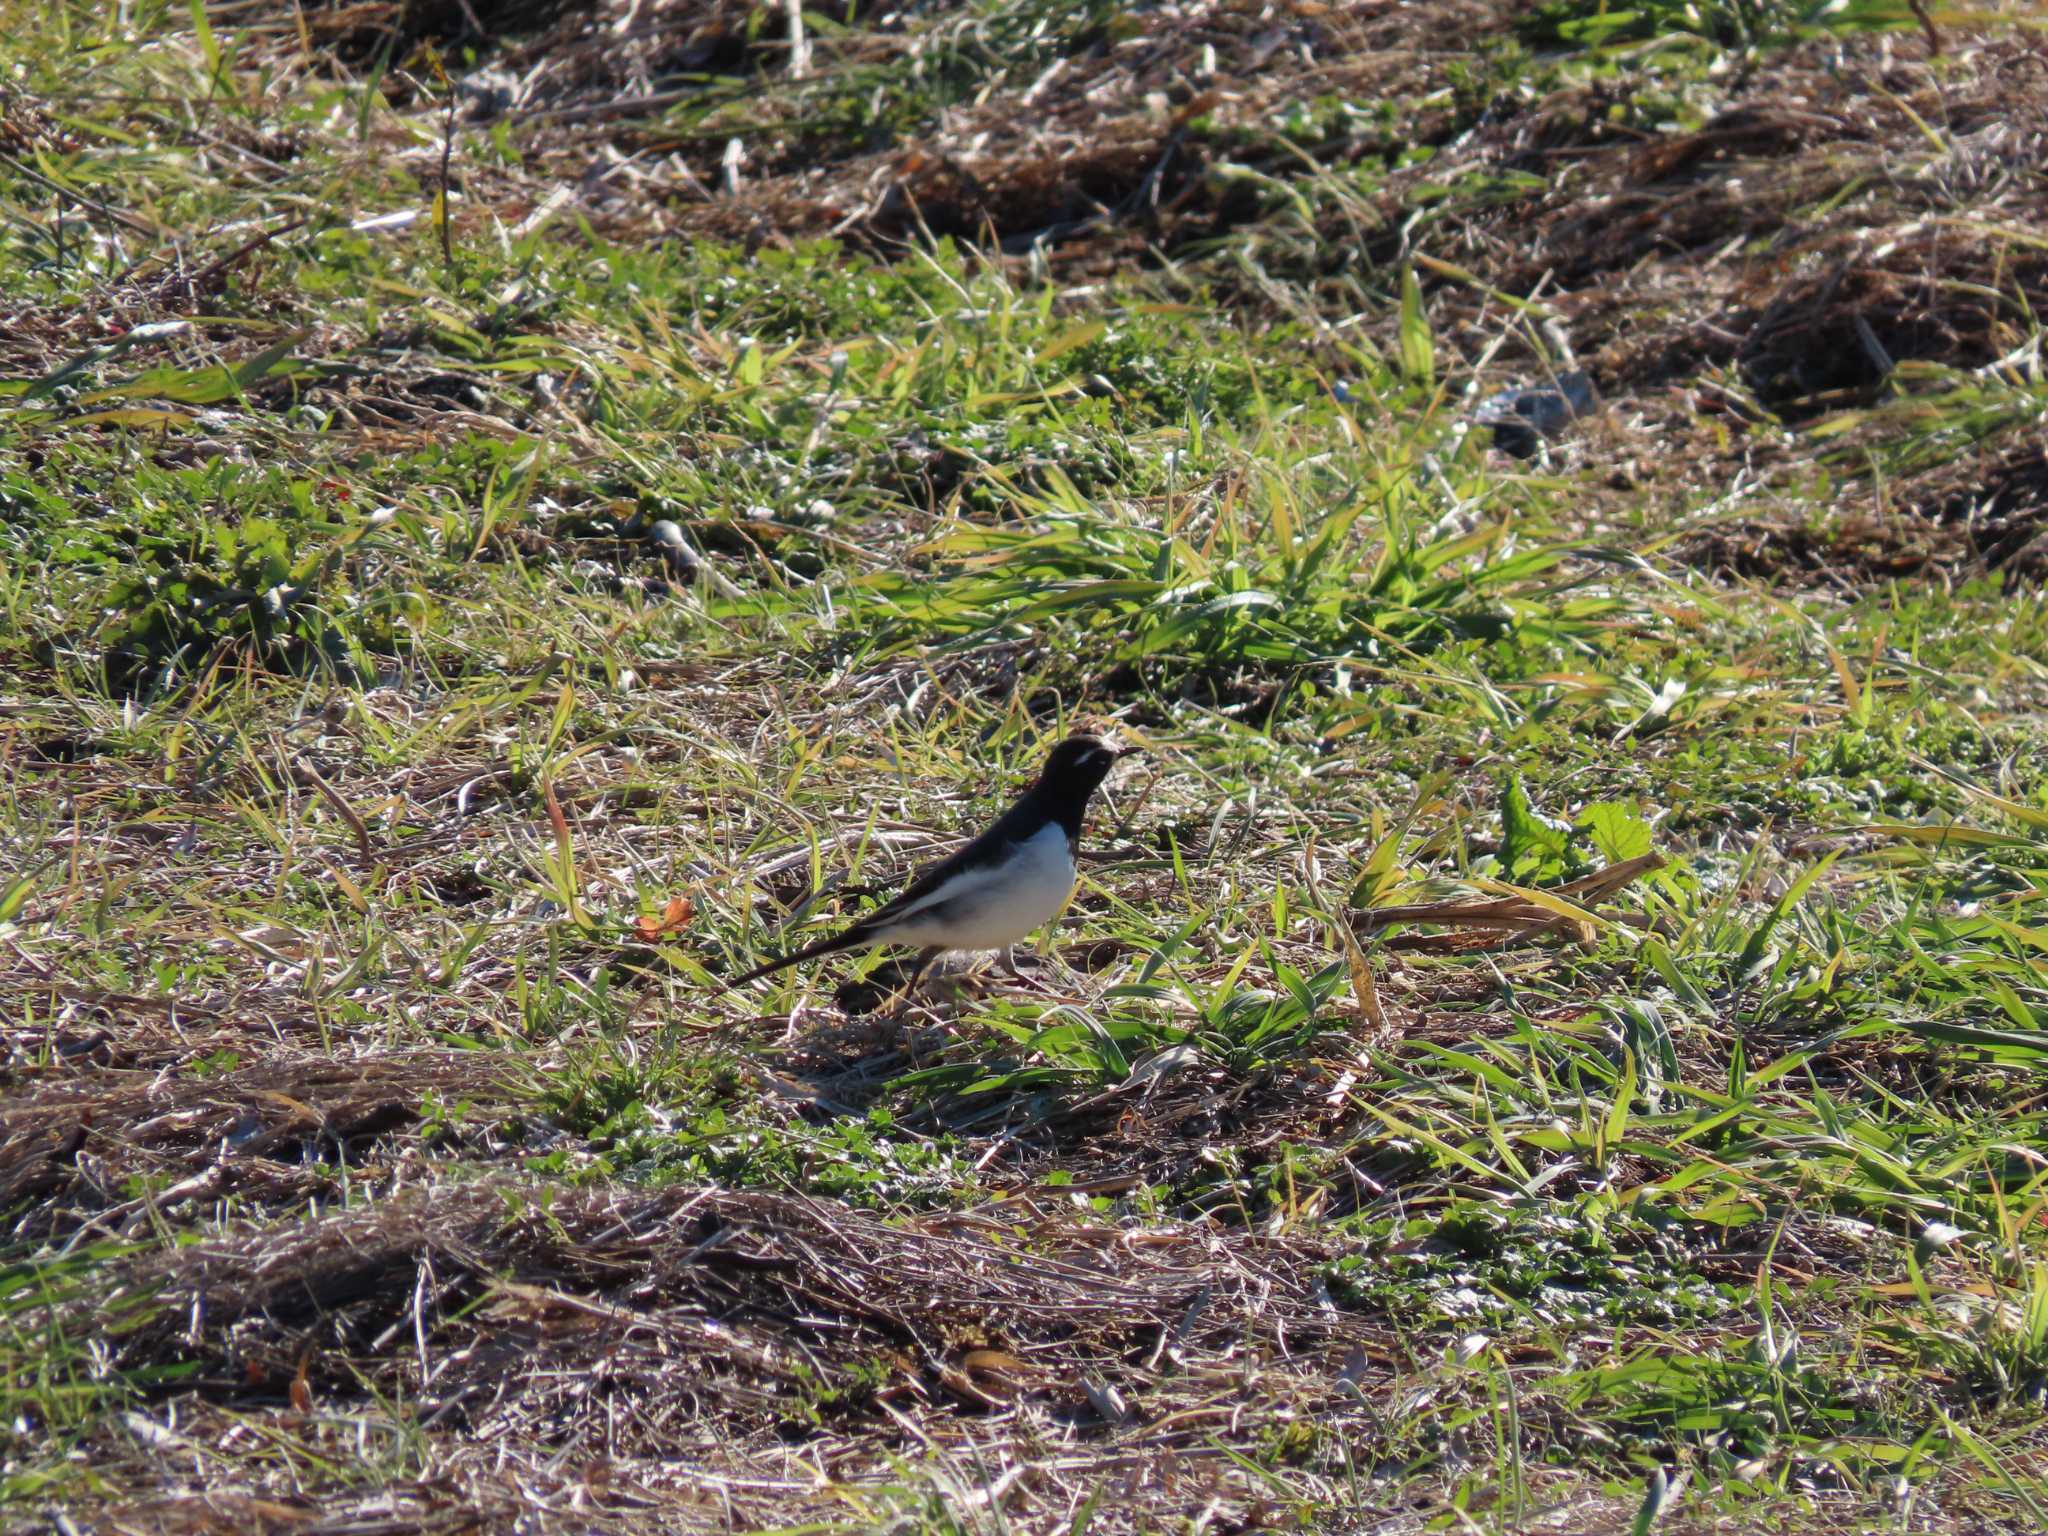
[869,822,1076,953]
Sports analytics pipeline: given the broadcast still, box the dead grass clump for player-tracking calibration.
[0,1050,523,1240]
[1902,433,2048,579]
[1671,376,2048,590]
[1677,509,1955,590]
[1532,34,2048,398]
[453,0,766,115]
[235,0,800,126]
[82,1178,1379,1525]
[1734,231,2048,419]
[1512,110,1880,301]
[492,0,1510,255]
[858,135,1180,254]
[0,82,73,155]
[864,0,1509,257]
[1597,37,2048,403]
[79,1486,527,1536]
[1317,26,2044,420]
[235,0,599,72]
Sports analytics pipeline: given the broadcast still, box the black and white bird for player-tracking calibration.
[732,734,1136,995]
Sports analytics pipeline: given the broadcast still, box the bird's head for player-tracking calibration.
[1037,733,1138,799]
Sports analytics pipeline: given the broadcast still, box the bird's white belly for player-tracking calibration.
[878,824,1076,951]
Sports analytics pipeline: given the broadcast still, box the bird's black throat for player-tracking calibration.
[1034,783,1094,852]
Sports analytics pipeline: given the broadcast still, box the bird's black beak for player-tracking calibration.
[1113,745,1146,761]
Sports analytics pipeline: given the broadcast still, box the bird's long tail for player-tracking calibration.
[728,926,868,987]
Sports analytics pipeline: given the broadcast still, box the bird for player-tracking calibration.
[1472,369,1599,459]
[731,733,1137,996]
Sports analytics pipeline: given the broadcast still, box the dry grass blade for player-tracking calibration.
[1357,854,1666,949]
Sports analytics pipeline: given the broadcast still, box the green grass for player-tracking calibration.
[3,0,2048,1530]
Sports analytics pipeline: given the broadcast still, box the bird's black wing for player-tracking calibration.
[729,794,1040,986]
[852,793,1041,929]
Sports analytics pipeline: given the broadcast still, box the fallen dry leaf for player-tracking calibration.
[631,895,695,944]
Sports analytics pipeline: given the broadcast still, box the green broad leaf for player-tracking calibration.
[187,0,220,75]
[1500,773,1567,880]
[1867,822,2034,848]
[1008,578,1166,623]
[1859,1017,2048,1061]
[1579,801,1654,862]
[1127,589,1281,656]
[1034,319,1106,364]
[77,331,308,408]
[1605,1049,1636,1147]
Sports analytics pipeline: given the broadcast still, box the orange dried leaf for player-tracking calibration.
[631,895,694,943]
[960,1347,1029,1376]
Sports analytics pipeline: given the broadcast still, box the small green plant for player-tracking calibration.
[1331,1200,1735,1330]
[857,444,1616,718]
[97,512,370,692]
[1520,0,1933,51]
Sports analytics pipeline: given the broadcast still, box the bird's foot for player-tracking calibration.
[988,946,1058,993]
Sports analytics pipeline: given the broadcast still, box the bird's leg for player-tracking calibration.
[883,947,947,1018]
[996,944,1055,992]
[905,946,945,994]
